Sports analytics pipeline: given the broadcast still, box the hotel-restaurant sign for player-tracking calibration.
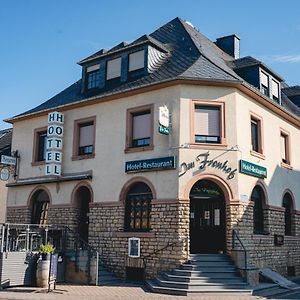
[125,156,176,173]
[239,160,267,179]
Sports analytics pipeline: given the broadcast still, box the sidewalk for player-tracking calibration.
[0,283,263,300]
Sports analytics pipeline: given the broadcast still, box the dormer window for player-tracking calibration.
[129,50,145,72]
[106,57,121,81]
[86,64,100,90]
[260,71,269,97]
[272,79,279,102]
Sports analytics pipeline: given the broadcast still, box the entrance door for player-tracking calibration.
[74,186,91,244]
[189,180,226,254]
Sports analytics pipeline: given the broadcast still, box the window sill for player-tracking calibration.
[250,150,265,160]
[72,154,95,161]
[188,143,227,150]
[114,231,155,238]
[125,145,154,153]
[281,162,293,170]
[31,161,46,166]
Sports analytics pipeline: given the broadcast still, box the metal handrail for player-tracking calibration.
[232,229,248,282]
[142,236,188,269]
[64,226,100,286]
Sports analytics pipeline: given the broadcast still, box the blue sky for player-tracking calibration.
[1,0,300,129]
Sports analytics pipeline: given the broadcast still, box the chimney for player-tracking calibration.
[216,34,240,59]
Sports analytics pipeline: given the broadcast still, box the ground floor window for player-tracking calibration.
[251,185,266,234]
[282,193,294,236]
[124,182,152,232]
[31,190,50,225]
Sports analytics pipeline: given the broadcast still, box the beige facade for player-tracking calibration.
[6,82,300,278]
[0,180,7,222]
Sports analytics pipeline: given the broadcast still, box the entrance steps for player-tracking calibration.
[97,264,122,285]
[147,254,252,296]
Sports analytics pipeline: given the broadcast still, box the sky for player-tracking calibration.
[1,0,300,130]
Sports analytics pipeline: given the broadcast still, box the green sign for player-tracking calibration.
[239,160,267,178]
[159,124,169,135]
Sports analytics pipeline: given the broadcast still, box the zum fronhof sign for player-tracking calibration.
[179,152,237,180]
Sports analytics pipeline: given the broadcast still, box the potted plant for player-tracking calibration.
[39,243,55,260]
[36,243,55,288]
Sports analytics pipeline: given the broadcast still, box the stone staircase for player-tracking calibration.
[147,254,252,296]
[97,264,122,285]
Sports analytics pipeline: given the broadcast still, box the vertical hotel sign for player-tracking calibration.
[45,112,64,176]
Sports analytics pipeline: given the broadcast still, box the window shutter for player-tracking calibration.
[261,72,269,87]
[195,106,220,137]
[281,134,287,161]
[129,50,145,71]
[272,80,279,98]
[133,113,151,139]
[79,124,94,147]
[107,57,121,80]
[87,64,100,73]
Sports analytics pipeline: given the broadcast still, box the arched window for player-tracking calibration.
[124,182,152,232]
[282,193,294,236]
[31,190,50,225]
[251,186,266,234]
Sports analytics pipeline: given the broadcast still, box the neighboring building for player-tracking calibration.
[5,17,300,280]
[0,128,12,223]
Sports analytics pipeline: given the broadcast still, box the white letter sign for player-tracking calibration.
[45,112,64,176]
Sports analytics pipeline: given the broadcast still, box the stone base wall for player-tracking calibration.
[48,206,80,230]
[6,207,31,224]
[89,200,189,279]
[229,202,300,277]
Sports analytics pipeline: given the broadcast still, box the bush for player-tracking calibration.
[39,243,55,255]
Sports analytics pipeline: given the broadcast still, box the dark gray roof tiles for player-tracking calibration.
[281,91,300,116]
[0,128,12,156]
[230,56,284,81]
[9,17,298,121]
[282,85,300,97]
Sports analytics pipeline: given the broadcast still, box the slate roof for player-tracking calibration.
[0,128,12,156]
[8,17,298,121]
[229,56,284,81]
[282,85,300,97]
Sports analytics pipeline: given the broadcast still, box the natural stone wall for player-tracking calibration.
[229,202,300,277]
[48,206,80,230]
[89,200,189,279]
[6,207,31,224]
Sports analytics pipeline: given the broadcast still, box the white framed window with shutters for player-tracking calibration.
[126,104,154,152]
[129,50,145,72]
[73,116,96,160]
[260,71,269,97]
[191,101,225,145]
[271,79,280,102]
[106,57,121,80]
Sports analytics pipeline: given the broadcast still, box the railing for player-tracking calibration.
[232,229,248,283]
[142,235,188,273]
[61,226,100,286]
[0,223,100,286]
[0,223,65,253]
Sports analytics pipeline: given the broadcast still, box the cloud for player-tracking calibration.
[268,54,300,63]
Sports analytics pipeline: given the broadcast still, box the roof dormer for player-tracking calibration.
[230,56,283,104]
[78,36,169,94]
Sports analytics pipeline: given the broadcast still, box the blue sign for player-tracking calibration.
[125,156,176,173]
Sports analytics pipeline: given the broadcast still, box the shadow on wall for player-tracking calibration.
[230,164,300,277]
